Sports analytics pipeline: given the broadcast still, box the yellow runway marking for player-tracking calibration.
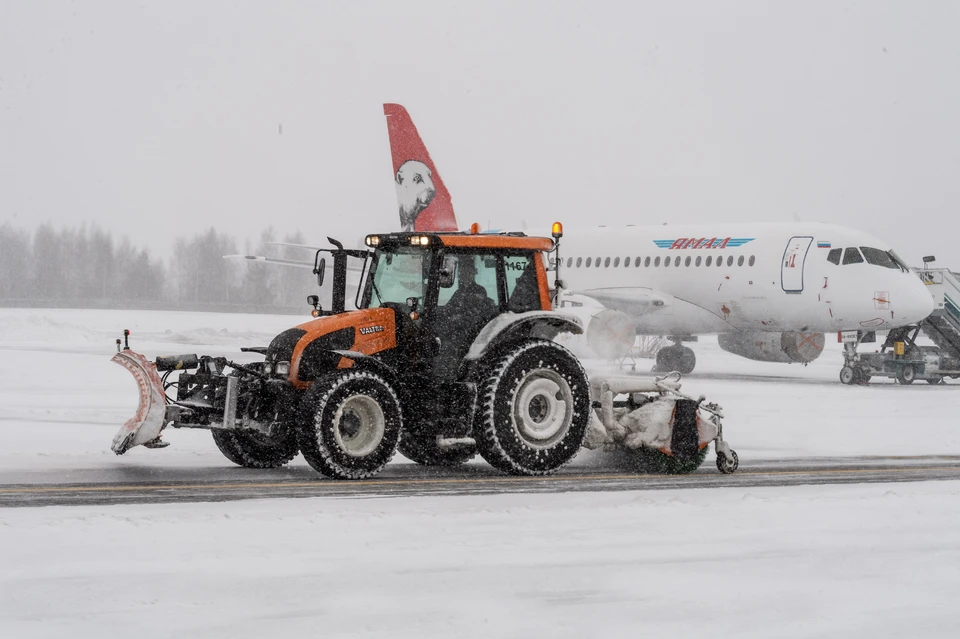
[1,465,958,495]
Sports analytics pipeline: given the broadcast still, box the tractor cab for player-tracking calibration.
[313,231,558,380]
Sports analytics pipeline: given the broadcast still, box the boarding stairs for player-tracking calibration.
[916,268,960,359]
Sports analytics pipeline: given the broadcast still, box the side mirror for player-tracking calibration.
[438,257,456,289]
[314,257,326,287]
[406,296,419,312]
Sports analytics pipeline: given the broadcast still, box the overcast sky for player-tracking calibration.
[1,1,958,264]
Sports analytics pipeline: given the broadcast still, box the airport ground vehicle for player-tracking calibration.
[112,226,737,478]
[839,266,960,385]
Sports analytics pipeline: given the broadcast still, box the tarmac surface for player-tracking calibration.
[2,455,959,508]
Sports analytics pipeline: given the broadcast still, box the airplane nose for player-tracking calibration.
[903,275,935,323]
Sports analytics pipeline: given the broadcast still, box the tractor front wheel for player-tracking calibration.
[212,428,299,469]
[297,370,402,479]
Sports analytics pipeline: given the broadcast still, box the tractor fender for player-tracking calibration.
[331,350,399,386]
[464,311,584,363]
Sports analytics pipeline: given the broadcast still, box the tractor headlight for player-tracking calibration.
[263,363,273,375]
[366,235,380,247]
[409,235,430,246]
[275,361,291,377]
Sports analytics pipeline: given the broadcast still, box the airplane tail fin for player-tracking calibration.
[384,103,459,232]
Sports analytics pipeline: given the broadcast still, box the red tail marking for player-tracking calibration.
[383,104,458,232]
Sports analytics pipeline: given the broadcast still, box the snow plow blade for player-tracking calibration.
[111,348,169,455]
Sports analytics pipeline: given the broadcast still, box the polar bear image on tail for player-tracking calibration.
[395,160,436,231]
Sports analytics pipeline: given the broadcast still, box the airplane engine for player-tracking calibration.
[556,303,636,360]
[718,331,825,364]
[586,308,637,360]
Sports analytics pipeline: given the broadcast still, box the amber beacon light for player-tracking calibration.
[551,222,563,239]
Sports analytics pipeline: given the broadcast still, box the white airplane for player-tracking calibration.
[381,104,935,374]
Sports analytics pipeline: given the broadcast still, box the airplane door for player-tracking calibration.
[781,236,813,293]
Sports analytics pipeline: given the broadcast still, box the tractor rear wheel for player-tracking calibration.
[297,370,402,479]
[212,428,299,469]
[398,431,477,466]
[475,339,590,475]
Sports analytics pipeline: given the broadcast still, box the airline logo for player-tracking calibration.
[654,237,755,250]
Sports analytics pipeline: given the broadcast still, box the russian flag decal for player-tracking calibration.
[817,241,831,248]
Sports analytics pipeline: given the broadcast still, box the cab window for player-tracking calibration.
[504,254,541,312]
[842,247,864,265]
[437,254,499,308]
[826,248,841,265]
[364,248,431,308]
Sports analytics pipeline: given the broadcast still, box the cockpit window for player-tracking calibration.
[859,247,899,269]
[826,248,841,265]
[842,247,864,265]
[887,250,910,272]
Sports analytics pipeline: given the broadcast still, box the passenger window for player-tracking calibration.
[842,248,864,265]
[613,257,620,267]
[860,247,899,269]
[737,255,744,267]
[644,257,650,267]
[748,255,755,266]
[596,257,601,268]
[706,255,712,267]
[604,257,611,267]
[566,257,572,268]
[504,254,540,312]
[654,256,661,267]
[624,256,630,267]
[726,255,733,267]
[695,256,701,267]
[585,257,591,267]
[826,248,841,265]
[685,256,691,267]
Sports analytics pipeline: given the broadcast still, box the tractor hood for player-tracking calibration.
[279,308,398,388]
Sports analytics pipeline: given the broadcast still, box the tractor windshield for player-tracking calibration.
[362,248,432,308]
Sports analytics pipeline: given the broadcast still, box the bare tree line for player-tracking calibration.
[0,222,319,314]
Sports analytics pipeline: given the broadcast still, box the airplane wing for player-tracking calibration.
[267,241,322,251]
[567,287,673,317]
[223,254,315,269]
[223,254,367,273]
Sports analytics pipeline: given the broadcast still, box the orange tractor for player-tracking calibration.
[113,225,595,479]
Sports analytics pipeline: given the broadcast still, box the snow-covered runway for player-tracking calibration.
[2,482,958,638]
[3,455,960,508]
[1,309,958,637]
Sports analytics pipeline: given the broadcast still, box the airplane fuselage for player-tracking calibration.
[553,222,934,336]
